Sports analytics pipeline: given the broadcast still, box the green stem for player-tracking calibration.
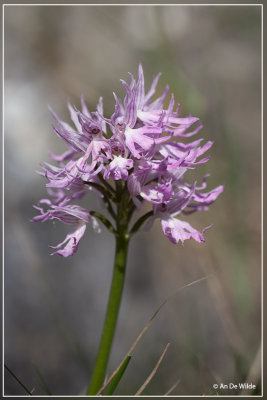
[90,211,116,234]
[98,174,116,194]
[84,181,116,218]
[130,210,154,235]
[87,233,130,395]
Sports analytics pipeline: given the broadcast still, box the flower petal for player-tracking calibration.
[50,221,87,257]
[161,217,210,244]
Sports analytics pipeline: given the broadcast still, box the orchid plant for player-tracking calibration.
[32,64,223,395]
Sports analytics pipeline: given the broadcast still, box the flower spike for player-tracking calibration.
[32,64,223,255]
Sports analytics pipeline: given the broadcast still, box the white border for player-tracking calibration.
[2,2,263,398]
[0,3,264,5]
[2,2,5,399]
[261,1,264,398]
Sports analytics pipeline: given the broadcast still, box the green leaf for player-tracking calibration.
[104,355,131,395]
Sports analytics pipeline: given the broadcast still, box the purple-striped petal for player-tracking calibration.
[50,221,87,257]
[161,217,211,245]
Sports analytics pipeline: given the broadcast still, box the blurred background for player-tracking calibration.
[4,4,261,396]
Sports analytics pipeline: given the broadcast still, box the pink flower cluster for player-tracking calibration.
[32,64,223,257]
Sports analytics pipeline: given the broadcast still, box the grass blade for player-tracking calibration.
[32,362,52,395]
[164,377,180,395]
[97,275,211,395]
[4,364,32,395]
[104,355,132,395]
[135,343,170,395]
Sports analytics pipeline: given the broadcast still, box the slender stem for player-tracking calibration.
[127,200,136,222]
[130,210,154,235]
[83,181,111,198]
[90,211,116,234]
[84,181,116,204]
[98,173,116,194]
[87,233,130,395]
[84,181,116,219]
[103,198,117,220]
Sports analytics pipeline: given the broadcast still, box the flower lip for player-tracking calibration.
[116,122,126,132]
[110,139,126,157]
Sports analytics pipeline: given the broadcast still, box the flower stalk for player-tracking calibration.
[87,197,130,395]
